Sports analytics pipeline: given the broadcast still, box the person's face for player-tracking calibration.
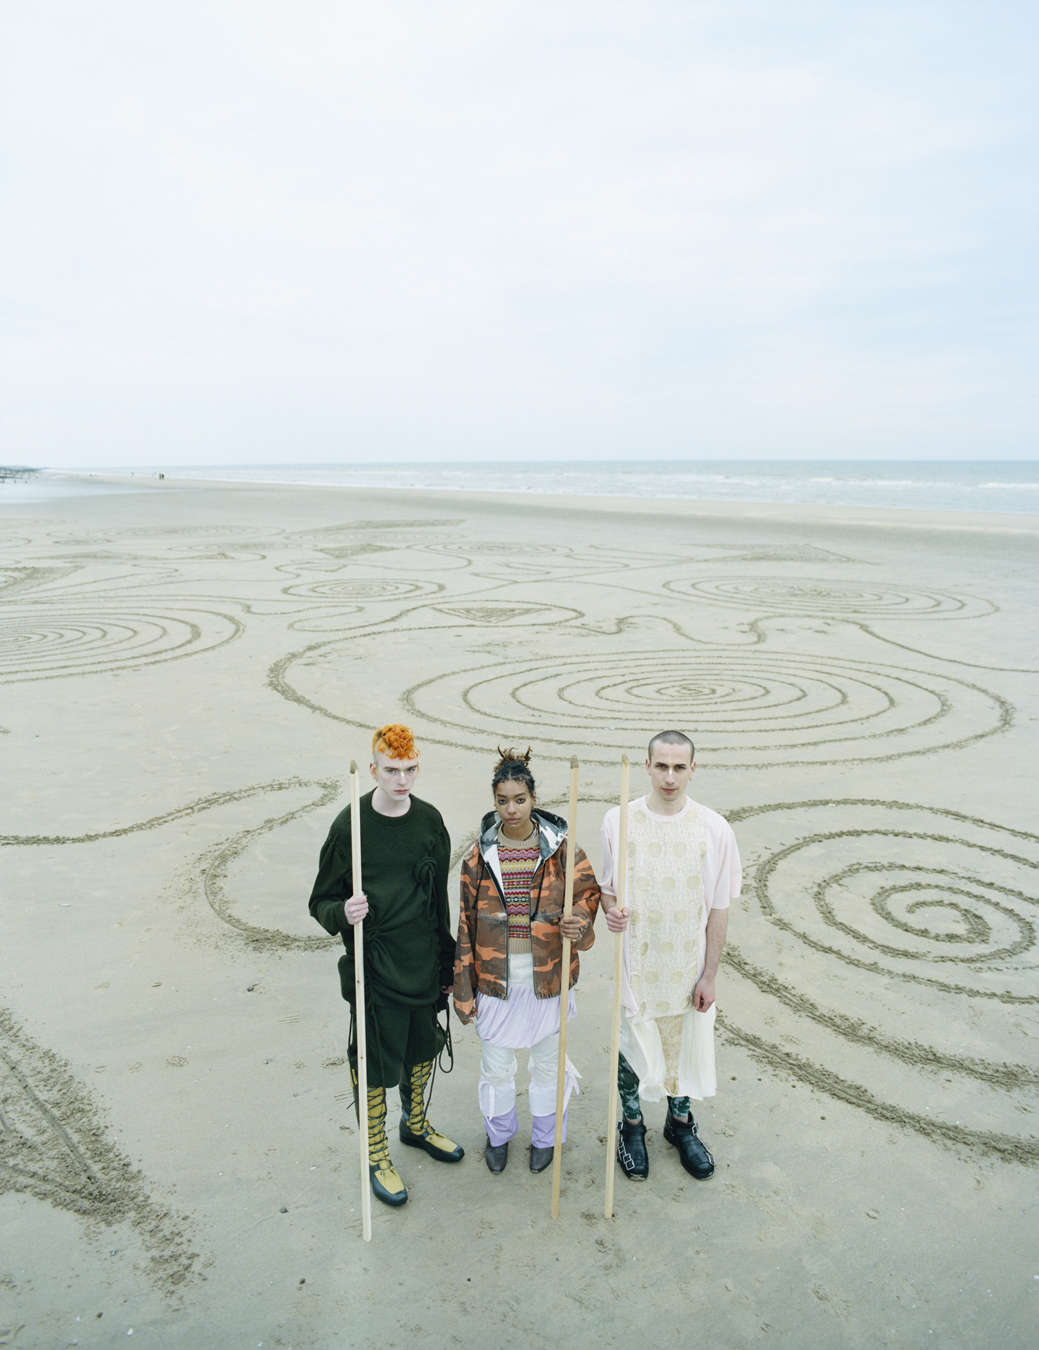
[644,742,694,801]
[494,778,535,834]
[371,750,420,801]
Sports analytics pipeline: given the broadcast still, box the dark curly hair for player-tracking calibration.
[491,746,536,799]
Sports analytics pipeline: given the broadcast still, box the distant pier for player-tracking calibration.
[0,466,39,482]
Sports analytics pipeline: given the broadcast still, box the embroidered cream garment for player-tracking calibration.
[627,802,708,1023]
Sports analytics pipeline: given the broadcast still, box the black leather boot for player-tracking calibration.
[663,1109,714,1179]
[617,1115,648,1180]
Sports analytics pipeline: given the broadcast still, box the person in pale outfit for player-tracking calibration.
[601,730,741,1182]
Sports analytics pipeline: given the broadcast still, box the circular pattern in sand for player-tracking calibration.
[0,606,241,682]
[666,576,995,619]
[280,579,442,601]
[724,800,1039,1161]
[398,650,1007,766]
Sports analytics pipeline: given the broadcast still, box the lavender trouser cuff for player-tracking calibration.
[484,1108,567,1147]
[485,1108,519,1147]
[531,1109,567,1148]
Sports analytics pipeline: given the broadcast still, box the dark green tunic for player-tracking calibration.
[309,791,453,1086]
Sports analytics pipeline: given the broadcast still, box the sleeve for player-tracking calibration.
[452,845,480,1024]
[706,816,742,913]
[600,807,619,900]
[433,817,454,988]
[570,844,601,951]
[308,810,353,938]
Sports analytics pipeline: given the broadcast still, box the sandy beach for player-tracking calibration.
[1,476,1037,1350]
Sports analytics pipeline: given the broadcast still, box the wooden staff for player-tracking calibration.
[604,754,630,1219]
[350,761,372,1243]
[550,755,580,1220]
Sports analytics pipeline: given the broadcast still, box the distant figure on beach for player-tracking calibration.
[454,748,601,1175]
[601,730,741,1183]
[308,724,463,1208]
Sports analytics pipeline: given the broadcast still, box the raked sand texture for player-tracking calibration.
[1,478,1037,1350]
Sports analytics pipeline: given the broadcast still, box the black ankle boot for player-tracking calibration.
[663,1110,714,1179]
[617,1116,648,1180]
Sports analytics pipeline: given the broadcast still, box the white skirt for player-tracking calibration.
[475,951,577,1050]
[619,1004,717,1102]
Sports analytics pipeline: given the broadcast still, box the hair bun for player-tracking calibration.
[493,745,532,773]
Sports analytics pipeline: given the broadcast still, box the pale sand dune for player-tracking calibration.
[1,477,1037,1349]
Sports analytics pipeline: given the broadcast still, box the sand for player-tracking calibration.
[1,476,1036,1350]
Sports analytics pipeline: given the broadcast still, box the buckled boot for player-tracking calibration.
[663,1109,714,1179]
[398,1059,464,1163]
[617,1115,649,1180]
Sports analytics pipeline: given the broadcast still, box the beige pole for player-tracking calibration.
[604,754,630,1219]
[350,762,372,1243]
[550,756,580,1220]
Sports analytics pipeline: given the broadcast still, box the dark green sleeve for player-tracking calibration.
[433,818,454,987]
[308,809,353,939]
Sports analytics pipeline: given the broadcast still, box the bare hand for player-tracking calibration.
[693,973,716,1012]
[606,905,629,933]
[559,915,586,942]
[344,892,369,925]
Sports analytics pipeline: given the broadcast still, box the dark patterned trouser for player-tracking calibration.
[618,1053,691,1121]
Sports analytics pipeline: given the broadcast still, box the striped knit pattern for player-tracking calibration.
[499,841,538,956]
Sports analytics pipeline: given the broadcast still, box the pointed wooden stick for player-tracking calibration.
[604,754,630,1219]
[350,761,372,1243]
[550,755,580,1220]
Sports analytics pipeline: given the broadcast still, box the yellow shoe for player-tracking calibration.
[399,1120,465,1163]
[369,1160,408,1207]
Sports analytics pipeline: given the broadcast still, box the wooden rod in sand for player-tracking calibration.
[604,753,631,1219]
[550,755,580,1221]
[349,761,372,1244]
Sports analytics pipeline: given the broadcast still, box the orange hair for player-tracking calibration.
[372,723,418,760]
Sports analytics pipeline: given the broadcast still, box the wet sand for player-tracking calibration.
[1,476,1037,1349]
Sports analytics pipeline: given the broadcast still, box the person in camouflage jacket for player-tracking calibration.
[453,749,601,1174]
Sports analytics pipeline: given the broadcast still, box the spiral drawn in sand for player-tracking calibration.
[667,576,995,619]
[396,649,1007,766]
[280,579,442,601]
[724,800,1039,1162]
[193,778,341,952]
[0,606,241,683]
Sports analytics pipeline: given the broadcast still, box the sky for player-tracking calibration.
[1,1,1036,468]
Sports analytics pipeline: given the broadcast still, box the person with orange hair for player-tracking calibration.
[309,724,463,1208]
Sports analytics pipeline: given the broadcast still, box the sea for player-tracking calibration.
[3,460,1038,515]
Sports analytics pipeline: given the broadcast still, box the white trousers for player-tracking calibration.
[478,1035,580,1120]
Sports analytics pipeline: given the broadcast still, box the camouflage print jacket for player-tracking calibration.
[453,808,601,1024]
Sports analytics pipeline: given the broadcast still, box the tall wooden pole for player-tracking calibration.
[550,755,580,1220]
[350,761,372,1243]
[604,754,630,1219]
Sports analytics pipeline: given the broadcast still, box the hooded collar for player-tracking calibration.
[478,806,568,871]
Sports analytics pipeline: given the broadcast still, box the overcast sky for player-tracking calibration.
[2,1,1036,467]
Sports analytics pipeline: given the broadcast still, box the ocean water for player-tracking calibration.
[4,460,1038,514]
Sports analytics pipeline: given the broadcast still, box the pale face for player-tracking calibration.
[494,778,536,837]
[644,741,694,804]
[371,749,420,802]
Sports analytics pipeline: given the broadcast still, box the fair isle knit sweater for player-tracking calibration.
[498,829,539,957]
